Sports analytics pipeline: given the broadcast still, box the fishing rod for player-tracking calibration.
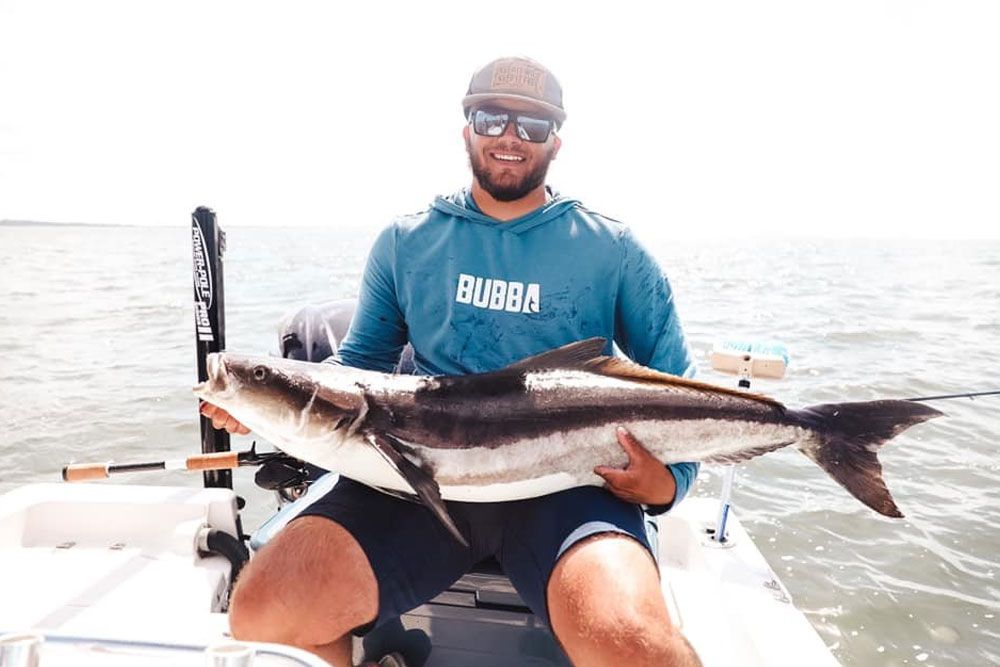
[61,443,296,485]
[905,390,1000,403]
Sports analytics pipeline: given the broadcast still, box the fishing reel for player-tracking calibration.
[237,442,315,503]
[254,457,310,502]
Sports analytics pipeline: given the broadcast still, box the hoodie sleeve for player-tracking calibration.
[331,225,408,372]
[614,227,699,515]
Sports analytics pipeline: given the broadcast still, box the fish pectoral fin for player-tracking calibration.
[502,337,608,371]
[364,431,469,548]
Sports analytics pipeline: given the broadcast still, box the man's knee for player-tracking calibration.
[228,516,378,647]
[551,593,701,667]
[547,533,701,666]
[548,533,663,621]
[550,582,672,657]
[229,567,285,642]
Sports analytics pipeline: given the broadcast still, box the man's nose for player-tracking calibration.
[499,117,522,141]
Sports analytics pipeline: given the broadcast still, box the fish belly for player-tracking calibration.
[418,418,810,503]
[263,417,809,504]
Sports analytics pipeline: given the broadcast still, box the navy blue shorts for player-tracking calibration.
[296,478,658,631]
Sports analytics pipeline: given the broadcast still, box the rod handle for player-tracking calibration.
[186,451,239,471]
[62,463,110,482]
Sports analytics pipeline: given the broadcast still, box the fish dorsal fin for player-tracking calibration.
[502,338,782,408]
[582,356,785,408]
[502,337,608,372]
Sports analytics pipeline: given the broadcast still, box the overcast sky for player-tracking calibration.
[1,0,997,238]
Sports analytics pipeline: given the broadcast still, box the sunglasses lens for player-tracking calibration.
[473,110,509,137]
[516,116,552,142]
[472,109,553,142]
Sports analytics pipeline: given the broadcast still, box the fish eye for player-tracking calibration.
[252,366,269,381]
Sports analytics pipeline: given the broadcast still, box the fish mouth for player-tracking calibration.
[193,353,231,399]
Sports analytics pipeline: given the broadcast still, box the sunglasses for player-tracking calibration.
[470,108,555,143]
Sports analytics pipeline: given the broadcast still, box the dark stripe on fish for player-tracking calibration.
[365,371,789,450]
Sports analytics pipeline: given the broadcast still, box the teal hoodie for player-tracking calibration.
[336,188,698,512]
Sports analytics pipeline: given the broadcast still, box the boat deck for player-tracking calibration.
[0,483,837,666]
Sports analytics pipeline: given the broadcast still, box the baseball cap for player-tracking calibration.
[462,56,566,126]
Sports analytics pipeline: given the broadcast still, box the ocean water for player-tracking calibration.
[1,224,998,666]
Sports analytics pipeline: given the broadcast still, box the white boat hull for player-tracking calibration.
[0,482,837,666]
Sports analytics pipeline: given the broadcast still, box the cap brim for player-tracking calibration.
[462,93,567,124]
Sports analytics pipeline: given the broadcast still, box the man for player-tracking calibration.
[203,56,702,667]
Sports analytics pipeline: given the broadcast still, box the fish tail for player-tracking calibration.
[792,400,944,518]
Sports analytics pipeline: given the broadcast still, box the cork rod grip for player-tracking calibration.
[186,451,239,471]
[62,463,110,482]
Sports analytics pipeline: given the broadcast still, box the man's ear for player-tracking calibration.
[462,125,470,141]
[552,134,562,159]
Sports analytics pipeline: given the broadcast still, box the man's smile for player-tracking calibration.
[490,151,525,163]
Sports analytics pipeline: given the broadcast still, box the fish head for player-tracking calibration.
[193,353,366,444]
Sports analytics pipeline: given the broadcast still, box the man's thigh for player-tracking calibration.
[297,477,475,632]
[496,486,657,626]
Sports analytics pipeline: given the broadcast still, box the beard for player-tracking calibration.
[466,137,556,202]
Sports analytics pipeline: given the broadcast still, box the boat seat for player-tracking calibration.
[469,556,503,576]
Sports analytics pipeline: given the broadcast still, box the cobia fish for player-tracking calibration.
[193,337,942,545]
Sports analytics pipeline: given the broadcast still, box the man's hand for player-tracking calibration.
[594,426,677,506]
[199,402,251,435]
